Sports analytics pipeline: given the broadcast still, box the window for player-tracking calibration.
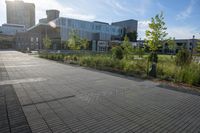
[61,19,66,26]
[106,27,109,32]
[91,24,94,30]
[113,28,116,33]
[96,25,101,30]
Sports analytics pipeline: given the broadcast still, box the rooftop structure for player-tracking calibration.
[39,10,60,24]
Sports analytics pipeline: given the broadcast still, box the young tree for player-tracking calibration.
[121,35,133,59]
[111,46,124,60]
[145,12,168,77]
[67,30,89,50]
[175,48,192,66]
[81,38,89,50]
[67,30,81,50]
[43,36,52,50]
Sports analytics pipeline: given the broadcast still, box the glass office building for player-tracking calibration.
[52,17,123,42]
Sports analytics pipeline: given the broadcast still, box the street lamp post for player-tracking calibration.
[192,35,195,55]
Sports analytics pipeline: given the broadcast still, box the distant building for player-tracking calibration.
[137,39,199,54]
[15,9,138,51]
[52,17,122,42]
[6,0,35,28]
[163,39,198,54]
[0,24,26,36]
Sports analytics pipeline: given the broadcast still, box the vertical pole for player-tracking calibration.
[192,35,195,55]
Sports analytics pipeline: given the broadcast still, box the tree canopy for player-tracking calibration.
[145,12,168,52]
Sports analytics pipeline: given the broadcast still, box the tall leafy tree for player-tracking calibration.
[145,12,168,77]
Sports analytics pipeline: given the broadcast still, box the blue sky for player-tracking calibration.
[0,0,200,39]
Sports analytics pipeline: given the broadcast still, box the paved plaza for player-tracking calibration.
[0,50,200,133]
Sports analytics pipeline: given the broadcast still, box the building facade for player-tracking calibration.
[52,17,123,42]
[163,39,198,54]
[15,24,60,50]
[112,19,138,33]
[15,9,138,51]
[0,24,26,35]
[6,0,35,28]
[15,18,123,51]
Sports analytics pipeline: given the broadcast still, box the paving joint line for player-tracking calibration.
[22,95,76,107]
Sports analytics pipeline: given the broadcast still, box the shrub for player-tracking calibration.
[175,64,200,86]
[72,55,78,62]
[111,46,123,60]
[47,54,54,60]
[64,55,70,62]
[175,49,192,66]
[123,61,135,73]
[157,62,177,80]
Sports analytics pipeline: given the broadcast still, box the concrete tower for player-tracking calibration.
[6,0,35,28]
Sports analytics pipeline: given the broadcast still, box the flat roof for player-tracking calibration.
[2,23,25,28]
[112,19,138,24]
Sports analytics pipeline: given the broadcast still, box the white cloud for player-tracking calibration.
[138,20,151,39]
[30,0,96,22]
[167,26,200,39]
[176,0,196,20]
[103,0,152,17]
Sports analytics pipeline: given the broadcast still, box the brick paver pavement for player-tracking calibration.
[0,50,200,133]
